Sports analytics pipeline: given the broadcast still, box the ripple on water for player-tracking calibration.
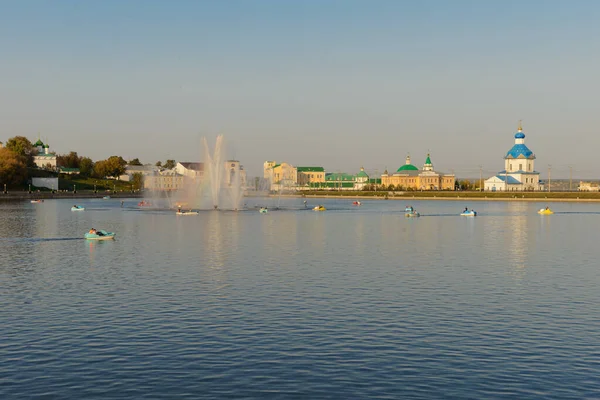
[2,199,600,398]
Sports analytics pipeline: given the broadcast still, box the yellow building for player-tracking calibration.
[381,154,455,190]
[144,170,185,191]
[296,166,325,186]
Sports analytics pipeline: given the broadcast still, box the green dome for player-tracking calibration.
[356,167,369,178]
[43,144,49,148]
[34,139,44,146]
[397,164,418,172]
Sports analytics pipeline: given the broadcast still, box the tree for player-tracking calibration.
[155,161,162,167]
[131,172,144,190]
[128,158,143,166]
[106,156,127,178]
[79,157,94,177]
[57,151,81,168]
[163,159,176,169]
[94,156,126,178]
[0,148,28,185]
[5,136,35,167]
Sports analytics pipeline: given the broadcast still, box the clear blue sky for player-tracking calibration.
[1,0,600,178]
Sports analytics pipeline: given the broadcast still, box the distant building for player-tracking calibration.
[175,162,204,179]
[381,154,455,190]
[225,160,247,188]
[32,138,57,169]
[119,165,158,181]
[296,166,325,186]
[144,169,185,191]
[578,181,599,192]
[308,167,370,191]
[484,123,542,192]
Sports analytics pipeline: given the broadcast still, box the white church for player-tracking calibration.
[484,123,543,192]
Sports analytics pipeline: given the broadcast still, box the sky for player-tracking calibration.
[1,0,600,178]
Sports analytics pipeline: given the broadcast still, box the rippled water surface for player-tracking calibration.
[1,198,600,399]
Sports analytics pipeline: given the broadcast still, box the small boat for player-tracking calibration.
[176,211,198,215]
[538,208,554,215]
[313,205,326,211]
[460,210,477,216]
[138,200,152,207]
[71,206,85,211]
[352,201,361,206]
[84,230,115,240]
[405,211,420,217]
[102,196,111,200]
[259,207,268,213]
[31,199,44,204]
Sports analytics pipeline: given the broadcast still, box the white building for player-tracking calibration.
[175,162,204,179]
[33,139,57,169]
[225,160,247,188]
[484,123,542,192]
[144,169,185,191]
[578,181,600,192]
[119,165,158,181]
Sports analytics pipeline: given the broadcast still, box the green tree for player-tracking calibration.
[0,147,28,185]
[79,157,94,177]
[128,158,143,166]
[163,159,176,169]
[131,172,144,190]
[106,156,127,177]
[57,151,81,168]
[92,160,109,178]
[155,161,162,167]
[5,136,35,167]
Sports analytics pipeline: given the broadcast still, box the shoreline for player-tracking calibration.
[0,192,143,201]
[273,194,600,203]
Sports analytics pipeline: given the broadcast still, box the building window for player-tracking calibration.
[519,163,523,171]
[509,164,512,171]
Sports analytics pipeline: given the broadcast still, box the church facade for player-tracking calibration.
[33,139,57,169]
[381,154,455,190]
[484,123,542,192]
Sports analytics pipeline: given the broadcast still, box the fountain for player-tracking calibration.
[169,135,245,211]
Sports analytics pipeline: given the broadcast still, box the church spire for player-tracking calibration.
[518,120,523,132]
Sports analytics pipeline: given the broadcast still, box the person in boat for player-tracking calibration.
[89,228,103,236]
[464,207,469,213]
[545,206,549,210]
[177,206,182,213]
[74,205,78,208]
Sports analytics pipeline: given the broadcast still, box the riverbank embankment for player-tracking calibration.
[0,191,143,202]
[273,192,600,203]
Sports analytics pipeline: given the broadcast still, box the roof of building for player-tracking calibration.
[495,175,522,184]
[397,154,419,172]
[356,167,369,178]
[498,170,539,175]
[425,154,432,165]
[34,139,44,146]
[393,169,420,176]
[297,166,325,172]
[397,164,418,172]
[326,172,355,181]
[505,144,535,159]
[515,131,525,139]
[178,162,204,171]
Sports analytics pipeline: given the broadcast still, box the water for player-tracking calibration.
[1,198,600,399]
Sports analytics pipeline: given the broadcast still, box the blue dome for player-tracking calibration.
[515,131,525,139]
[506,144,534,159]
